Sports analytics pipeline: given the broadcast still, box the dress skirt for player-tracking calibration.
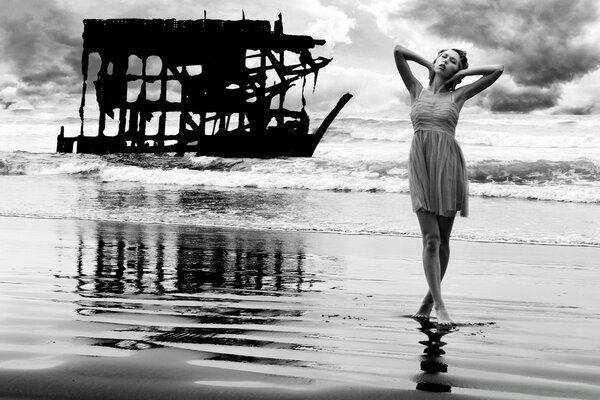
[408,129,469,217]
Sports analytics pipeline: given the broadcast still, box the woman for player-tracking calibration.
[394,45,503,326]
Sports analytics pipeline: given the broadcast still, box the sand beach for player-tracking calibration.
[1,215,599,399]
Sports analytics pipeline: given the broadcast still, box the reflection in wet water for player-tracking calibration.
[75,221,312,296]
[414,319,454,393]
[72,221,325,370]
[66,219,471,390]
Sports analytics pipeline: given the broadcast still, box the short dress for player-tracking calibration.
[408,87,469,217]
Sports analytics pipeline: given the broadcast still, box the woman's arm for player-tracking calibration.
[393,45,432,100]
[450,65,504,106]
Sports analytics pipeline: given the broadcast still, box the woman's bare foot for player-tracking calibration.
[434,305,454,326]
[412,301,433,320]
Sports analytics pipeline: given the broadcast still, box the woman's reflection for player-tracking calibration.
[414,318,454,393]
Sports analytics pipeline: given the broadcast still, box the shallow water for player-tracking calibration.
[1,110,599,247]
[0,170,598,247]
[2,217,600,399]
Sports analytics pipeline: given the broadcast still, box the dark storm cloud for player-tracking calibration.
[21,70,76,86]
[480,85,559,113]
[0,0,81,103]
[554,104,595,115]
[404,0,600,87]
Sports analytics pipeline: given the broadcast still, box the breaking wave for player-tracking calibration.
[1,152,598,203]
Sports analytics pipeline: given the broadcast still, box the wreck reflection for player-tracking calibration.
[75,221,312,296]
[71,220,322,368]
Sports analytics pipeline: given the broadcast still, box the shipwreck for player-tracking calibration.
[57,15,352,157]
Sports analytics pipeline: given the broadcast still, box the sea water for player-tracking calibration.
[0,111,598,246]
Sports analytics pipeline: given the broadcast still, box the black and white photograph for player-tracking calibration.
[1,1,599,398]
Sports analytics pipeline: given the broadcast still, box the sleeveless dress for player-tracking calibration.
[408,87,469,217]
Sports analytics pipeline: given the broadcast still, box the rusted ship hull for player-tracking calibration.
[58,133,321,157]
[58,92,352,157]
[57,16,351,158]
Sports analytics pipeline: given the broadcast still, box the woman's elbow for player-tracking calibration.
[496,64,505,73]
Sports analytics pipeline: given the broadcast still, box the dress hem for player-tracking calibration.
[412,207,468,218]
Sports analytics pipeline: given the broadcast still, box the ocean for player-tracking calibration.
[1,110,599,247]
[2,109,600,399]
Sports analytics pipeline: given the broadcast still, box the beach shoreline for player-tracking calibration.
[2,211,600,249]
[1,215,600,399]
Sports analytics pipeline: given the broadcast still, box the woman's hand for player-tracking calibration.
[444,70,465,86]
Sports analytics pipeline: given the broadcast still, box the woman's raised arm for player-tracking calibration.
[393,45,432,101]
[450,64,504,106]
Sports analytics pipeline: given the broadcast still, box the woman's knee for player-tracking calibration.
[423,233,441,252]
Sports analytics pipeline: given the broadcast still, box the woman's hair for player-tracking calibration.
[428,48,469,91]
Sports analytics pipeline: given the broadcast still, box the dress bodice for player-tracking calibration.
[409,88,459,136]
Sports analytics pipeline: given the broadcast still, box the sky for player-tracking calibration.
[1,0,599,119]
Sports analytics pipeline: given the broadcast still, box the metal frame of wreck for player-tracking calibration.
[57,15,352,157]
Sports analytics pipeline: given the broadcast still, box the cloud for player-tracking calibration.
[0,0,359,112]
[403,0,600,87]
[301,65,402,117]
[0,0,82,107]
[479,84,559,113]
[335,7,395,69]
[304,2,355,45]
[7,99,34,111]
[2,0,597,116]
[0,86,17,108]
[553,104,595,115]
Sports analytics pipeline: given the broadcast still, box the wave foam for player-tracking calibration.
[2,151,599,203]
[470,182,600,203]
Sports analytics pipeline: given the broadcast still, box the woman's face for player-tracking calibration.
[433,49,461,77]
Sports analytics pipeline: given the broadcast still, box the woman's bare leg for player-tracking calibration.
[412,211,455,325]
[437,214,455,288]
[414,214,455,316]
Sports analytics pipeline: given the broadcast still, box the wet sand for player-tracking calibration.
[1,215,599,399]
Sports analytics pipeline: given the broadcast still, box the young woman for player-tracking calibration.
[394,45,503,325]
